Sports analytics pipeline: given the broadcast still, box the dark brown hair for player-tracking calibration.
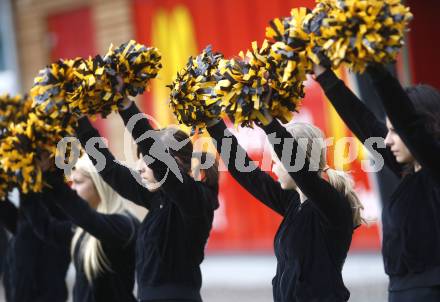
[160,128,193,175]
[405,84,440,140]
[139,127,219,192]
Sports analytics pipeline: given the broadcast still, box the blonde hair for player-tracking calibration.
[285,123,365,227]
[71,155,133,283]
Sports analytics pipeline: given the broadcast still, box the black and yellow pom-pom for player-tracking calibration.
[30,58,82,121]
[5,57,81,193]
[0,111,75,193]
[168,45,224,132]
[265,10,309,118]
[3,40,162,193]
[215,41,273,128]
[216,40,304,128]
[304,0,412,73]
[68,55,123,118]
[267,6,333,70]
[1,60,77,194]
[105,40,162,98]
[266,7,312,59]
[0,171,16,200]
[0,94,32,136]
[68,40,162,118]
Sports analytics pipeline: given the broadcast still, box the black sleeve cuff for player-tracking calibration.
[366,64,390,83]
[119,102,141,125]
[43,169,66,189]
[76,117,96,136]
[207,119,228,140]
[316,69,341,92]
[261,118,283,136]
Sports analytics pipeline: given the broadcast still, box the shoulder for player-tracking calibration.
[195,181,219,211]
[110,211,141,232]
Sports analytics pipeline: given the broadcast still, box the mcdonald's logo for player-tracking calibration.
[151,5,198,129]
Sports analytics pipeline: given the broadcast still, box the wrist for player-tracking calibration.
[261,114,273,126]
[313,64,327,78]
[119,97,134,111]
[206,118,221,128]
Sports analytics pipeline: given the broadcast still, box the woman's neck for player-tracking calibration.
[297,189,307,203]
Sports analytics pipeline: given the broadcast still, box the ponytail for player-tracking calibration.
[72,155,134,283]
[284,122,365,228]
[325,168,366,227]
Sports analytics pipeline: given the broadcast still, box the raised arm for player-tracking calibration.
[20,192,73,248]
[118,102,217,217]
[0,197,18,234]
[315,68,402,176]
[367,65,440,181]
[76,117,157,209]
[44,176,139,247]
[206,120,299,216]
[261,119,352,227]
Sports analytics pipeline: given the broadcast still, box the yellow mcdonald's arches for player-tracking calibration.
[151,5,216,154]
[151,5,198,129]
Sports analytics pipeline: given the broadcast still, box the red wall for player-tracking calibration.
[46,6,106,135]
[406,0,440,89]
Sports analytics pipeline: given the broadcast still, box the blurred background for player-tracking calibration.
[0,0,439,301]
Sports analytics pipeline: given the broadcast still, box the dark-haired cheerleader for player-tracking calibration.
[76,99,219,302]
[0,194,70,302]
[314,63,440,301]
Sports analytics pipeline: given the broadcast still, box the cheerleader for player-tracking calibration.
[206,111,363,301]
[0,190,70,302]
[314,64,440,301]
[21,156,139,302]
[75,99,219,302]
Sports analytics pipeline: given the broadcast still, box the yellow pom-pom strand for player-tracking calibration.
[168,45,224,133]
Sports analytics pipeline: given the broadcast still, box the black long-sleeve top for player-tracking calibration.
[207,120,353,302]
[76,103,219,301]
[0,195,70,302]
[20,176,139,302]
[0,225,7,277]
[316,67,440,290]
[0,198,18,234]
